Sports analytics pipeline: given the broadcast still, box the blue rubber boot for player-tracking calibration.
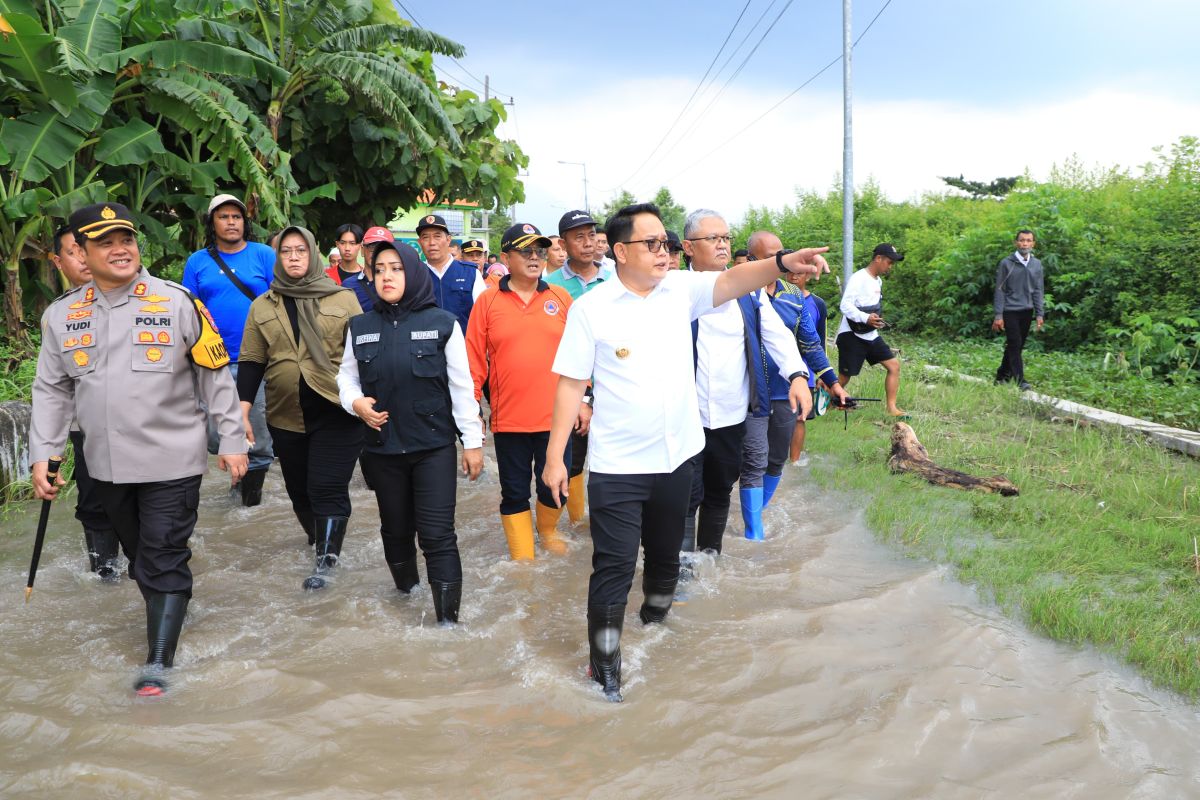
[740,487,765,541]
[762,473,782,508]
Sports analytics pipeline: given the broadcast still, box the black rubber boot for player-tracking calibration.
[388,560,420,594]
[240,467,268,507]
[431,580,462,625]
[85,527,121,582]
[696,507,729,555]
[135,592,188,696]
[639,575,678,624]
[679,514,697,583]
[295,509,315,547]
[303,517,348,591]
[587,604,625,702]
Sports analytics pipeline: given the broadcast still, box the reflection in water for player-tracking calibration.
[2,450,1199,798]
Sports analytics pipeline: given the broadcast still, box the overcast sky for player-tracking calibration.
[398,0,1200,229]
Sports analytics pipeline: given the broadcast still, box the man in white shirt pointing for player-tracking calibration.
[542,202,827,702]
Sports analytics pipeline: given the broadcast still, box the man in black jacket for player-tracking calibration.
[992,230,1045,390]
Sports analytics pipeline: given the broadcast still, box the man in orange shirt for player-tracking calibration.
[465,223,577,559]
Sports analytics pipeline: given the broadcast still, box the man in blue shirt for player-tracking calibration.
[183,193,275,505]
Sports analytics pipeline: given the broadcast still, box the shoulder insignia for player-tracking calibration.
[140,303,169,313]
[132,282,147,296]
[84,287,95,302]
[189,297,229,369]
[73,350,89,367]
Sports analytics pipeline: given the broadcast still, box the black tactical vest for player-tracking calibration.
[349,306,459,455]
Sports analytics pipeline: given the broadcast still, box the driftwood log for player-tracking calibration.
[887,422,1019,496]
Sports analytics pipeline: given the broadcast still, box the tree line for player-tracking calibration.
[0,0,525,354]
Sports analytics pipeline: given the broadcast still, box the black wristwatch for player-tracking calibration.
[775,248,796,273]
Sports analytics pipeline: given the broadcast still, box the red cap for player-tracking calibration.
[362,226,395,245]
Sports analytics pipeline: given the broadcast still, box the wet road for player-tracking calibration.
[2,451,1199,798]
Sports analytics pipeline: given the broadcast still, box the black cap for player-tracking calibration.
[873,243,904,262]
[415,213,450,234]
[461,238,485,253]
[666,230,683,252]
[558,209,596,235]
[70,202,137,240]
[500,223,553,252]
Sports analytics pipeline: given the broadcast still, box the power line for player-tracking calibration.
[655,0,797,177]
[393,0,513,100]
[660,0,895,187]
[607,0,798,195]
[608,0,756,190]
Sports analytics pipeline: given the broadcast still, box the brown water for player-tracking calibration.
[2,450,1199,799]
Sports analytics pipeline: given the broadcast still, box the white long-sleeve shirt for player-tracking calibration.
[336,324,484,449]
[836,268,883,342]
[695,289,807,429]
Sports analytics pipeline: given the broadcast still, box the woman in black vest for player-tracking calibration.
[337,241,484,623]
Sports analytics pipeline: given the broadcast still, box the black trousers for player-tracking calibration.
[687,422,747,549]
[492,431,570,515]
[360,445,462,584]
[93,475,202,597]
[568,430,589,478]
[996,308,1034,383]
[587,458,695,606]
[68,430,119,540]
[269,413,364,520]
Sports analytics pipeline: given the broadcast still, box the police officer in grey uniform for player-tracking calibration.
[29,203,248,697]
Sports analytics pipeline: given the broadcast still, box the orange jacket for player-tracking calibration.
[465,277,572,433]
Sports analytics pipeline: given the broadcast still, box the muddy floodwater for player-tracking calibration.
[2,449,1199,799]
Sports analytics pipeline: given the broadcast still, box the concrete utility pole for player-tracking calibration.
[484,75,489,102]
[842,0,854,285]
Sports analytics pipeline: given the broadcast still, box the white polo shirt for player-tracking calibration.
[837,268,882,341]
[552,269,722,475]
[695,290,807,429]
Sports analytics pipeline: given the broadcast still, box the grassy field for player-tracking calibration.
[802,352,1200,697]
[895,334,1200,432]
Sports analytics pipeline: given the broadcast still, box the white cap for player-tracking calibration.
[207,193,247,216]
[329,247,340,258]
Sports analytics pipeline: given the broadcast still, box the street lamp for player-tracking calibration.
[557,160,589,213]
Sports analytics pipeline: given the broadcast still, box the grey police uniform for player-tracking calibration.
[29,268,245,596]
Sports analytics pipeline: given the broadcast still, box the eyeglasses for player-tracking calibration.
[686,234,731,245]
[511,247,546,260]
[280,247,309,257]
[619,238,671,254]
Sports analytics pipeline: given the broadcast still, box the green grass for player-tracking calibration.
[804,352,1200,697]
[895,334,1200,432]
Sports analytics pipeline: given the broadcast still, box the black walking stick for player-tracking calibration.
[25,456,63,604]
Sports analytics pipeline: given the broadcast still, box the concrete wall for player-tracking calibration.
[0,401,32,490]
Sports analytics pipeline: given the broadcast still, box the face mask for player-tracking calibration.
[1017,246,1033,256]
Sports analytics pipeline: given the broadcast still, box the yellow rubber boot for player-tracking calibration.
[535,502,568,556]
[566,474,587,523]
[501,511,536,561]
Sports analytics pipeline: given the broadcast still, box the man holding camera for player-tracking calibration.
[836,243,906,417]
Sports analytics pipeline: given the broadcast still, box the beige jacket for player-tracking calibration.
[239,289,361,432]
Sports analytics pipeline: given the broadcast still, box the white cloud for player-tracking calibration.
[506,79,1200,230]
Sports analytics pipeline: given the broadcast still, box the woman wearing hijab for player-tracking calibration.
[337,242,484,624]
[238,226,365,590]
